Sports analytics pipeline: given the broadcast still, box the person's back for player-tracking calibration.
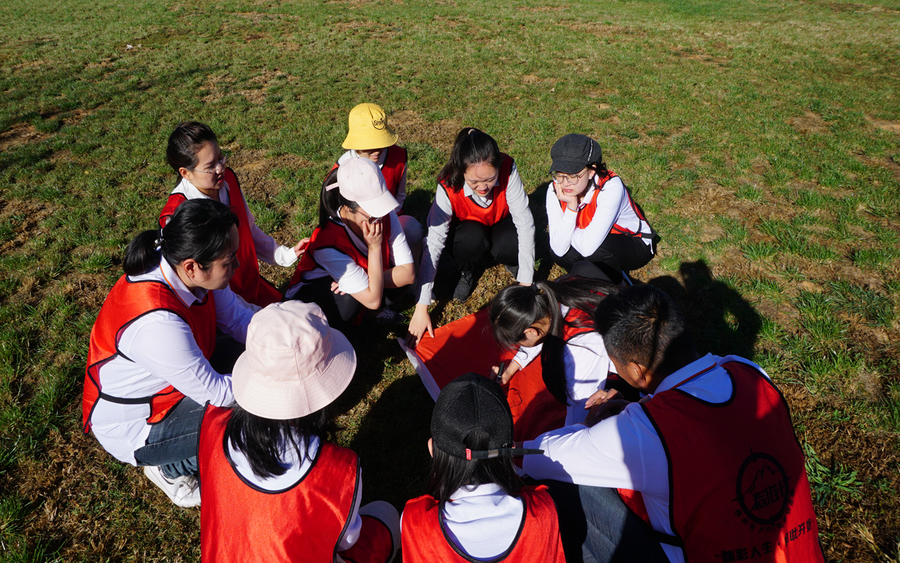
[401,373,564,562]
[523,285,824,563]
[199,301,399,563]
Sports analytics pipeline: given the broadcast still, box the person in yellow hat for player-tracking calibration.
[333,103,424,259]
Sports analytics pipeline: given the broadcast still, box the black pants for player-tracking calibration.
[290,276,406,330]
[552,234,653,284]
[452,214,518,273]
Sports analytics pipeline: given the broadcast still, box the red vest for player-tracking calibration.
[82,276,216,433]
[288,218,393,288]
[561,171,652,238]
[562,304,596,341]
[441,154,514,226]
[199,406,360,563]
[380,145,407,199]
[401,485,565,563]
[630,361,824,562]
[159,169,282,307]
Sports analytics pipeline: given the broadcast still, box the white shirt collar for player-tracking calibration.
[159,257,207,306]
[177,176,231,206]
[651,353,717,396]
[348,149,388,168]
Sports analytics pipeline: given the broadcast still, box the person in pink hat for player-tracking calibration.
[198,300,400,563]
[285,157,415,328]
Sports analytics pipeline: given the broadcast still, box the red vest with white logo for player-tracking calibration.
[82,277,216,432]
[199,406,360,563]
[401,485,565,563]
[627,361,824,562]
[159,169,282,307]
[560,171,652,237]
[288,218,393,288]
[441,154,515,226]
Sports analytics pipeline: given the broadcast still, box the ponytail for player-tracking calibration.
[438,128,502,191]
[318,167,360,228]
[489,276,617,405]
[123,199,238,276]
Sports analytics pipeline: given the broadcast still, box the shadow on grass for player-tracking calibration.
[649,260,763,360]
[348,374,434,507]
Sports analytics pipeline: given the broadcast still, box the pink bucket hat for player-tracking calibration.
[232,301,357,420]
[336,157,399,218]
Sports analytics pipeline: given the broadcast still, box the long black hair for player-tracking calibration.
[318,167,361,228]
[426,437,522,505]
[123,199,238,276]
[437,128,502,191]
[223,404,341,480]
[489,276,616,404]
[166,121,218,187]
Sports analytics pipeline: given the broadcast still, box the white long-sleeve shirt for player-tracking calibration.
[172,176,298,267]
[522,354,770,563]
[546,175,652,258]
[417,163,535,305]
[511,305,612,425]
[88,258,255,465]
[284,212,413,296]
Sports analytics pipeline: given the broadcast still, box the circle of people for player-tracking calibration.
[83,103,824,562]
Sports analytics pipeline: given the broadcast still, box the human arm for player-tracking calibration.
[415,189,453,306]
[569,177,627,257]
[504,164,535,285]
[242,197,303,267]
[118,312,235,408]
[349,220,385,310]
[213,286,256,343]
[382,212,415,289]
[546,182,579,257]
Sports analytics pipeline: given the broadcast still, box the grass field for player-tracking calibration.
[1,0,899,560]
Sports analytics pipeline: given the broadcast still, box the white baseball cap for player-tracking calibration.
[336,157,399,218]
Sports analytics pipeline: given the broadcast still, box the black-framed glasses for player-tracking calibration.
[551,168,589,185]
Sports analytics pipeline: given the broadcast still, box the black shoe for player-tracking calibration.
[453,271,476,302]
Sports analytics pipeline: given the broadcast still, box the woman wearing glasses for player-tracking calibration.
[160,122,307,307]
[546,134,657,284]
[285,157,415,329]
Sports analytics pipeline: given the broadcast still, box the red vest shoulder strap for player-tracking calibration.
[400,485,564,562]
[159,193,187,228]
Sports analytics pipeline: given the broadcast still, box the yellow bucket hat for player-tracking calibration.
[342,103,399,150]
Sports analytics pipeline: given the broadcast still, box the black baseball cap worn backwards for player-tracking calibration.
[550,133,603,175]
[431,373,543,461]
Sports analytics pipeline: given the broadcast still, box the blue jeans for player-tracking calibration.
[545,481,669,563]
[132,334,243,479]
[133,397,206,479]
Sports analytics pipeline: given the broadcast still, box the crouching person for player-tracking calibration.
[199,301,399,563]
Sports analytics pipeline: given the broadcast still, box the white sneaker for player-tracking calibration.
[143,465,201,508]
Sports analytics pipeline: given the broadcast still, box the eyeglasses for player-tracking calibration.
[551,168,589,185]
[357,209,383,225]
[190,154,227,175]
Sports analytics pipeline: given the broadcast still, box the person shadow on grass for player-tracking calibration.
[649,259,762,360]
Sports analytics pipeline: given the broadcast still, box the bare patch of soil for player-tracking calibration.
[789,111,830,135]
[0,198,55,254]
[390,110,462,153]
[0,122,50,152]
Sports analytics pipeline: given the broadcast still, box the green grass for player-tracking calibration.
[1,0,899,560]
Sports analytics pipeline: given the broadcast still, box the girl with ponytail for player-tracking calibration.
[84,199,256,508]
[488,276,620,425]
